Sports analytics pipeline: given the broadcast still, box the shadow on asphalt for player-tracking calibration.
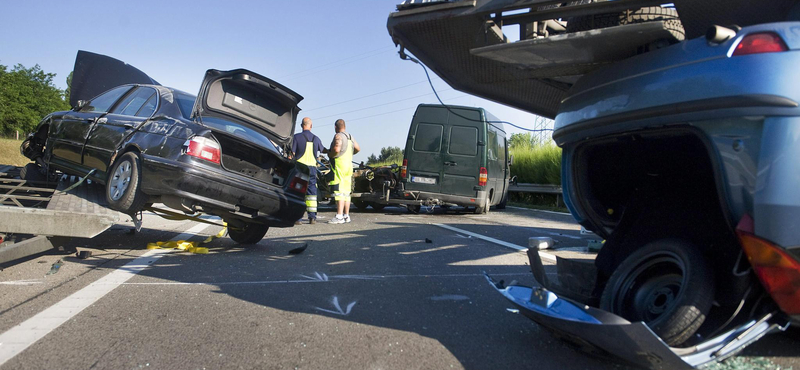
[40,207,800,369]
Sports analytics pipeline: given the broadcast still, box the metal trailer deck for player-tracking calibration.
[0,165,120,265]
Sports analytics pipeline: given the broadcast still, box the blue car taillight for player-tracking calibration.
[733,32,788,56]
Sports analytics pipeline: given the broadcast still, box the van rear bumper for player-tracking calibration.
[399,190,487,207]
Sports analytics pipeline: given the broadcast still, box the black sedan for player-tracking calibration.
[21,51,309,244]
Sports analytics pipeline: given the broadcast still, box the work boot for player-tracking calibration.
[309,218,316,225]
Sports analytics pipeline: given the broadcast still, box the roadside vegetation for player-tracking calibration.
[508,132,565,211]
[0,63,71,137]
[0,138,29,166]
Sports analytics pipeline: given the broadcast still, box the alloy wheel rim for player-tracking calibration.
[109,160,132,201]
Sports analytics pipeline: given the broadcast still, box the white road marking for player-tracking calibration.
[314,296,357,316]
[507,206,571,216]
[430,294,470,301]
[0,280,43,286]
[432,223,557,262]
[0,222,211,367]
[105,272,533,286]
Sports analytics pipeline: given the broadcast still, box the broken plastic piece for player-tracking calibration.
[46,259,64,276]
[76,251,92,259]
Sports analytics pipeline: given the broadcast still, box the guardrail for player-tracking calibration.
[508,183,562,194]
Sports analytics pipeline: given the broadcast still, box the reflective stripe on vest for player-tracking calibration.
[297,142,316,167]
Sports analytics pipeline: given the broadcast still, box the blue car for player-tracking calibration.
[388,1,800,368]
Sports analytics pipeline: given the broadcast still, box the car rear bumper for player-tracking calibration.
[484,249,790,369]
[140,155,305,227]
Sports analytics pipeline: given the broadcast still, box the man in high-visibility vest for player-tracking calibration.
[291,117,327,224]
[328,119,360,224]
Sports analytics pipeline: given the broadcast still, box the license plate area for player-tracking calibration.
[411,176,436,185]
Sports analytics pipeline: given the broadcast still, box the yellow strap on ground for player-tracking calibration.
[146,223,227,255]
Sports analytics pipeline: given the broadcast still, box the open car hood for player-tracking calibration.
[69,50,160,108]
[192,69,303,145]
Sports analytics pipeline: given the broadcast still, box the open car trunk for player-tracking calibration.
[193,69,303,146]
[212,131,293,187]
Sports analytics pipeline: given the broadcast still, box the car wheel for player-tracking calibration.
[20,163,46,183]
[369,202,386,211]
[600,239,714,346]
[353,200,369,210]
[408,205,421,214]
[566,4,685,41]
[106,152,147,215]
[228,223,269,245]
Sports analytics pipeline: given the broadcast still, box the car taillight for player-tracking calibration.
[733,32,788,56]
[479,167,488,186]
[737,215,800,315]
[185,136,221,164]
[401,159,408,179]
[288,172,309,194]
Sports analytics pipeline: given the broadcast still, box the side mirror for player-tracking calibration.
[74,100,87,111]
[508,154,514,166]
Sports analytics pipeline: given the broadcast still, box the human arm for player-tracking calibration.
[351,136,360,155]
[329,133,343,158]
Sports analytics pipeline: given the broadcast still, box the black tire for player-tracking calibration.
[600,239,714,346]
[474,197,489,214]
[369,202,386,211]
[20,163,46,183]
[353,200,369,211]
[228,223,269,244]
[408,205,421,214]
[496,192,508,210]
[566,5,684,41]
[106,152,148,214]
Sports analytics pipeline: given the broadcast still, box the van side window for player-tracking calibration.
[449,126,478,156]
[413,123,443,152]
[487,129,498,161]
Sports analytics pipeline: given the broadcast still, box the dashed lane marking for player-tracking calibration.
[431,223,557,262]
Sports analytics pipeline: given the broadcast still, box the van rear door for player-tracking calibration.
[404,107,446,194]
[441,108,483,197]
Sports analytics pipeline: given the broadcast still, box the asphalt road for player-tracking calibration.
[0,205,797,370]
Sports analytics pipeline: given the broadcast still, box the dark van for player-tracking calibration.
[399,104,510,213]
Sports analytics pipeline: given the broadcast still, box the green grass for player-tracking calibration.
[509,144,561,185]
[0,138,30,167]
[365,159,402,168]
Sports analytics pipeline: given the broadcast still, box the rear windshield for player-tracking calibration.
[175,92,196,120]
[174,92,280,155]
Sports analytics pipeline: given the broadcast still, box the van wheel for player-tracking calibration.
[496,192,508,209]
[106,152,148,215]
[229,223,269,245]
[474,197,490,214]
[600,239,714,346]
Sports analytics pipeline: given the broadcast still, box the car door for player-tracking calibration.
[50,85,132,173]
[83,86,157,178]
[441,108,483,197]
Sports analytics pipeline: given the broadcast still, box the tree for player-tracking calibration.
[65,71,73,104]
[509,132,534,149]
[367,146,404,165]
[0,63,70,136]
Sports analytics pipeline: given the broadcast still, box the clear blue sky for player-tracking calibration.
[0,0,551,161]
